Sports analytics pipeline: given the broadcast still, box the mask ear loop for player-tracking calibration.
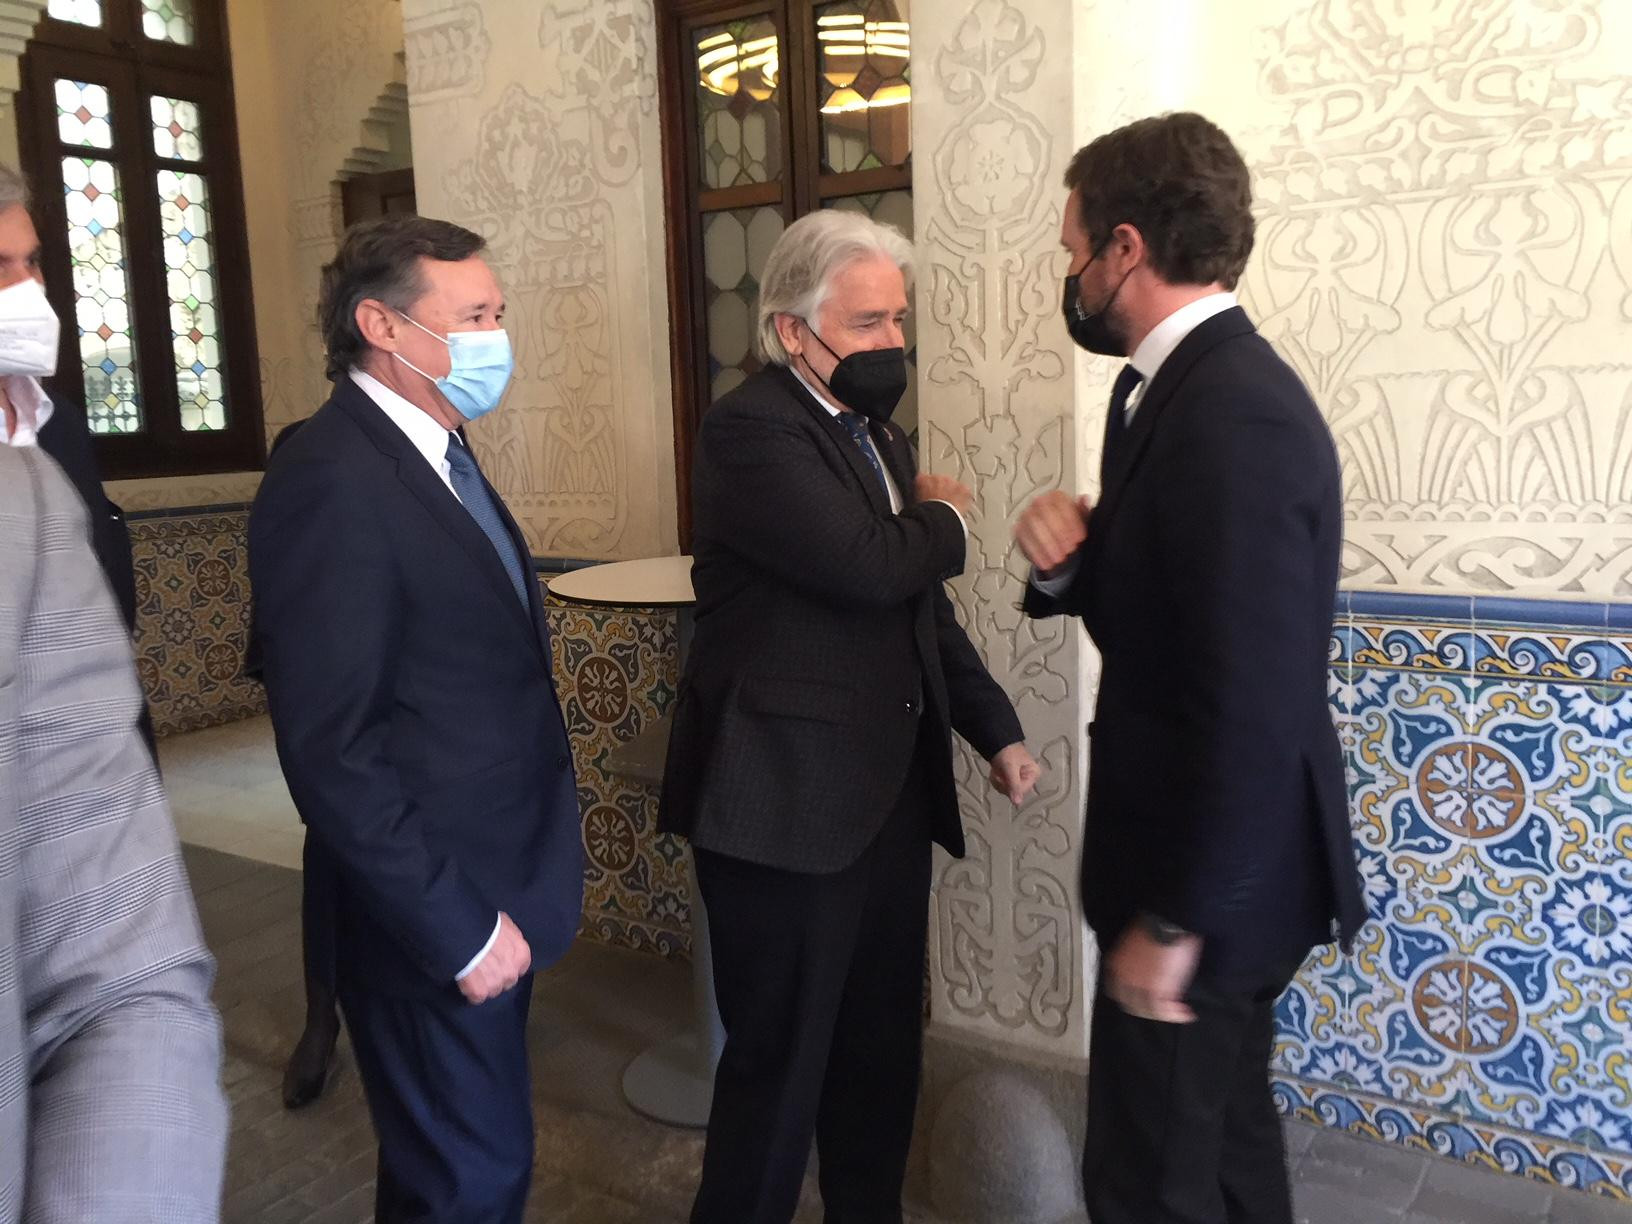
[390,307,450,385]
[797,319,849,404]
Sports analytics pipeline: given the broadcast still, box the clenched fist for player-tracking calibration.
[458,912,532,1005]
[1014,491,1093,575]
[915,473,974,519]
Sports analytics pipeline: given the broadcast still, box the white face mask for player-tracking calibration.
[0,278,60,378]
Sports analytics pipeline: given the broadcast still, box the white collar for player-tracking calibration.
[350,368,457,473]
[0,376,54,447]
[1128,291,1238,385]
[789,363,844,419]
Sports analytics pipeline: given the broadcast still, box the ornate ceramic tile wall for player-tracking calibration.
[1275,592,1632,1200]
[544,596,689,958]
[129,508,267,737]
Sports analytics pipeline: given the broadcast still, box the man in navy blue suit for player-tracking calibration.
[250,214,583,1223]
[1017,114,1363,1224]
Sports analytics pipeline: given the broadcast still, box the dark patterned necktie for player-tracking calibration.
[444,436,530,609]
[835,411,890,498]
[1100,364,1146,474]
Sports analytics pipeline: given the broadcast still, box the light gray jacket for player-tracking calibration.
[0,445,226,1223]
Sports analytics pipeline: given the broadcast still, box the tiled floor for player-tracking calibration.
[167,720,1631,1223]
[160,715,305,868]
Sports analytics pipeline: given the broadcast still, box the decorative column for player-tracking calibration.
[910,1,1092,1218]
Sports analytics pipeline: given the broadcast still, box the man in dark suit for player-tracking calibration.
[1015,113,1366,1224]
[250,214,583,1223]
[246,416,343,1112]
[660,209,1040,1224]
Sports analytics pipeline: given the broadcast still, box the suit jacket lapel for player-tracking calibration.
[870,419,915,503]
[337,384,541,649]
[1091,307,1257,545]
[776,365,894,516]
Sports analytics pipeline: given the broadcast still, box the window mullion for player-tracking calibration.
[117,61,182,455]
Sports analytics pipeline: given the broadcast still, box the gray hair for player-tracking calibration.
[0,163,30,211]
[755,209,913,365]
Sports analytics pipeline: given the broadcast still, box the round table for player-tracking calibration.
[547,556,721,1129]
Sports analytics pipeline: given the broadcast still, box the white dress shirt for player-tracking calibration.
[350,367,499,981]
[0,375,54,447]
[350,368,466,503]
[790,365,967,536]
[1033,291,1238,594]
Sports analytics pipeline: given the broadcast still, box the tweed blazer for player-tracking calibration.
[658,364,1023,871]
[0,446,226,1223]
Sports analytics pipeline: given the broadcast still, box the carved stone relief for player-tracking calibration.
[916,0,1091,1055]
[1240,0,1632,597]
[405,3,491,103]
[406,0,674,559]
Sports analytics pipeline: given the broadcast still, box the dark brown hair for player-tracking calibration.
[317,213,486,380]
[1064,112,1254,289]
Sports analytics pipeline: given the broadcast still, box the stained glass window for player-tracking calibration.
[47,0,102,27]
[158,169,225,431]
[151,95,203,161]
[694,17,783,189]
[816,1,911,174]
[24,0,261,476]
[703,207,783,401]
[142,0,195,45]
[63,156,142,434]
[55,80,114,150]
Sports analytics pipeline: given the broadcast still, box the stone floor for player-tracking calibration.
[166,720,1630,1223]
[185,843,1632,1223]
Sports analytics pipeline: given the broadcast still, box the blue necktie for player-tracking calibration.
[835,412,890,499]
[444,436,530,609]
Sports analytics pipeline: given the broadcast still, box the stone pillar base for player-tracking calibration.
[906,1026,1091,1224]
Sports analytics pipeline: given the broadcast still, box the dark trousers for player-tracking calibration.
[1083,960,1302,1224]
[339,977,536,1224]
[301,832,338,996]
[690,751,933,1224]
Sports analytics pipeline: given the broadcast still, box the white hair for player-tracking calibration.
[0,163,29,212]
[755,209,913,365]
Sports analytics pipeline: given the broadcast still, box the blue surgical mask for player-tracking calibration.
[393,311,514,421]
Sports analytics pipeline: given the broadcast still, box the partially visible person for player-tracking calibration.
[0,161,150,755]
[0,444,227,1223]
[1015,113,1364,1224]
[251,214,583,1223]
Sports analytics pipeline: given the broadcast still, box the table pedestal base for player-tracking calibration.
[621,1030,716,1129]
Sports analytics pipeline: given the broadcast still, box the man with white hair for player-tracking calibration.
[660,209,1040,1222]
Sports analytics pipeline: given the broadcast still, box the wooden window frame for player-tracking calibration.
[658,0,912,545]
[18,0,265,479]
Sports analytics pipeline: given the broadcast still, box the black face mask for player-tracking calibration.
[803,327,908,422]
[1062,248,1131,357]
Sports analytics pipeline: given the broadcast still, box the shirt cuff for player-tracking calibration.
[924,498,969,541]
[1030,557,1080,596]
[454,915,502,982]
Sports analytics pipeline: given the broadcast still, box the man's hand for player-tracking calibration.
[1014,491,1093,574]
[988,742,1041,805]
[457,912,532,1005]
[915,473,974,519]
[1105,922,1202,1024]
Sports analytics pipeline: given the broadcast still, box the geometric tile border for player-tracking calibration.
[130,506,268,736]
[1276,590,1632,1202]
